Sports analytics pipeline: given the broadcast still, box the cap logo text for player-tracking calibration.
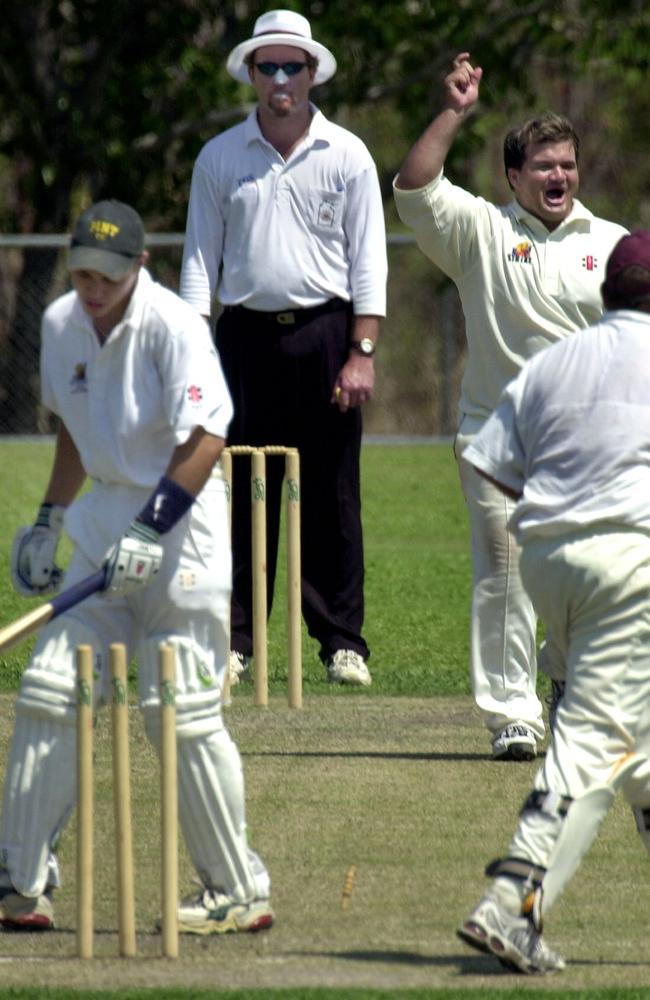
[90,220,120,241]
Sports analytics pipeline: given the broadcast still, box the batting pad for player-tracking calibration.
[17,616,102,721]
[139,635,222,744]
[177,730,266,902]
[138,636,266,901]
[0,714,77,897]
[0,617,101,897]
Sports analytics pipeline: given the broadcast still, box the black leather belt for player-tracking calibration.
[224,298,349,326]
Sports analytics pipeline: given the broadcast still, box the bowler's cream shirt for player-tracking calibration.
[394,173,627,428]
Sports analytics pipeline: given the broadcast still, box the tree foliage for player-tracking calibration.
[1,0,649,431]
[1,0,649,231]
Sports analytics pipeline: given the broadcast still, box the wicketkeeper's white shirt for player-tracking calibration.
[465,309,650,541]
[394,172,628,426]
[180,105,387,316]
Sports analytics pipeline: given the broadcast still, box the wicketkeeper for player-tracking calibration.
[0,199,273,935]
[457,230,650,974]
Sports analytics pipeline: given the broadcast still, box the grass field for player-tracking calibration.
[0,440,647,999]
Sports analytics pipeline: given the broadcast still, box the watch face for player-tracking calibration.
[355,338,375,356]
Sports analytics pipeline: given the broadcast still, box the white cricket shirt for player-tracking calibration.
[41,268,233,488]
[465,310,650,541]
[394,172,628,426]
[180,106,387,316]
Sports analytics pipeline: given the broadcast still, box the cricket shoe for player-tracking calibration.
[176,887,274,936]
[0,887,54,931]
[228,650,251,686]
[326,649,372,686]
[457,893,565,975]
[492,724,536,762]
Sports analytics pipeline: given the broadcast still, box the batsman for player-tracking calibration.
[0,199,273,935]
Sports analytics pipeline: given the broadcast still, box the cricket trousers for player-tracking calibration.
[215,299,369,663]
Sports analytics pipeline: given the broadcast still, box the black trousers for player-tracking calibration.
[215,301,369,663]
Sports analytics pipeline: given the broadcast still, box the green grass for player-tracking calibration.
[0,440,474,697]
[0,439,626,998]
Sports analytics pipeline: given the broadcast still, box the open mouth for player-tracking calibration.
[544,187,566,205]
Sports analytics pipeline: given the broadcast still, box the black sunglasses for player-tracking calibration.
[254,61,308,77]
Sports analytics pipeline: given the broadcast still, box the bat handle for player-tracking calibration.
[49,568,107,620]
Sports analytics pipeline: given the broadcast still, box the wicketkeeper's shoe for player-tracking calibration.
[492,723,536,761]
[176,887,274,936]
[457,893,565,975]
[0,888,54,931]
[326,649,372,686]
[228,650,251,686]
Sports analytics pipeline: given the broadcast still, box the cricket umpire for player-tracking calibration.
[180,10,387,689]
[457,231,650,974]
[394,52,627,760]
[0,200,273,935]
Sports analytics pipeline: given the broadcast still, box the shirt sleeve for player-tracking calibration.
[393,172,485,282]
[463,377,527,495]
[180,152,225,316]
[344,162,387,317]
[159,313,234,443]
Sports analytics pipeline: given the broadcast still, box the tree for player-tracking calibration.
[1,0,649,430]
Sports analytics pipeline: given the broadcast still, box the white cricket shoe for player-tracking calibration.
[176,886,274,936]
[326,649,372,686]
[457,894,565,974]
[228,650,251,686]
[492,723,537,761]
[0,889,55,930]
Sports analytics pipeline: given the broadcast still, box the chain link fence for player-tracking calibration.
[0,234,466,437]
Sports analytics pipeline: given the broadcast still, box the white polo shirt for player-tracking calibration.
[180,105,387,316]
[465,309,650,542]
[393,173,627,427]
[41,268,233,488]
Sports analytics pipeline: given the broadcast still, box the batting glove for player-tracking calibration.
[103,520,163,598]
[11,503,66,597]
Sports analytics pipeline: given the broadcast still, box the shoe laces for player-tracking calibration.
[331,649,363,667]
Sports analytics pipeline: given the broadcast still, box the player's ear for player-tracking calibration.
[506,168,519,192]
[137,250,150,267]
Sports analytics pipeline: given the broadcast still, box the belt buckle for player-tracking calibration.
[276,311,295,325]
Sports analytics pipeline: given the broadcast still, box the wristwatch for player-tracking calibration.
[350,337,376,357]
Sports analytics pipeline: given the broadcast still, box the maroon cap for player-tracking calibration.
[605,230,650,281]
[602,230,650,309]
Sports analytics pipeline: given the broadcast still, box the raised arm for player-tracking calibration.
[395,52,483,191]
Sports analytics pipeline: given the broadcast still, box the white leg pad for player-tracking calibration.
[0,617,101,896]
[541,785,615,914]
[139,635,221,743]
[177,729,268,902]
[138,636,268,902]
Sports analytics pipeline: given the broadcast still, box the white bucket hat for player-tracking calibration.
[226,9,337,86]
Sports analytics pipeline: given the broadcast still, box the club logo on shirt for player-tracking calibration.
[317,201,336,227]
[187,384,203,405]
[70,363,88,393]
[507,241,533,264]
[582,255,598,271]
[237,174,255,188]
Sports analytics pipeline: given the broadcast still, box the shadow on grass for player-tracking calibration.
[287,947,505,976]
[243,750,493,761]
[287,947,650,975]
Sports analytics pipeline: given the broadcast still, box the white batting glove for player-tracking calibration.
[103,521,163,598]
[10,504,65,597]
